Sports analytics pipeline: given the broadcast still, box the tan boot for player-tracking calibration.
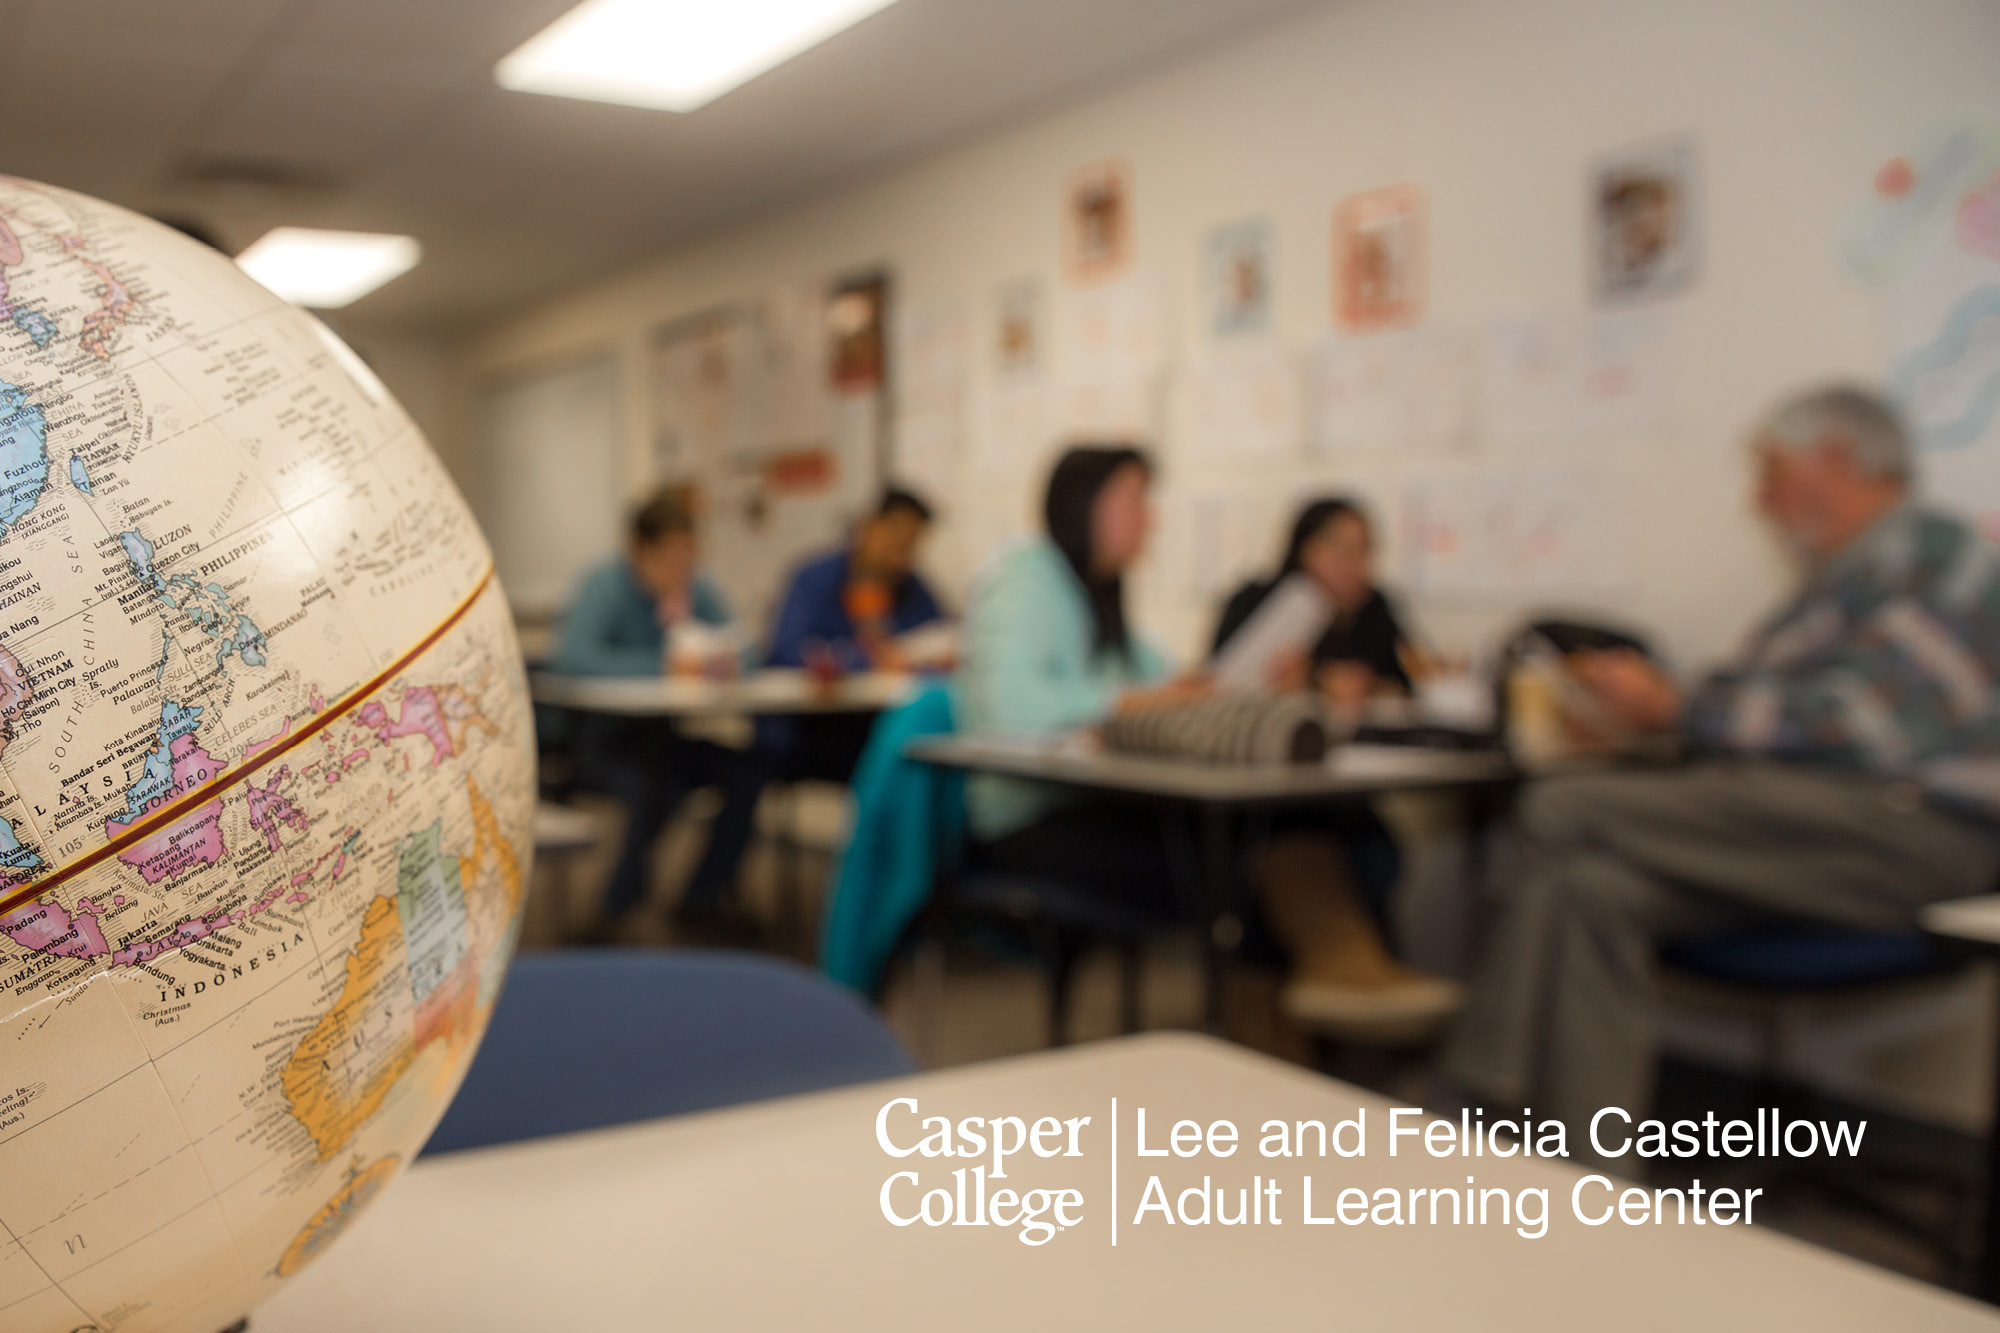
[1254,833,1461,1042]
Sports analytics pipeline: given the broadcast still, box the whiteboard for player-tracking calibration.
[472,354,623,620]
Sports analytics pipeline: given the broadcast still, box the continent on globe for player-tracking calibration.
[397,819,470,1018]
[0,812,43,878]
[120,527,269,667]
[246,766,310,851]
[69,454,92,494]
[280,892,420,1162]
[0,638,30,758]
[280,795,514,1163]
[275,1155,402,1279]
[69,240,136,360]
[0,215,57,350]
[0,872,307,970]
[354,683,497,766]
[0,380,50,532]
[0,893,106,959]
[104,699,228,883]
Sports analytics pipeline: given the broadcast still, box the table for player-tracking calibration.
[250,1032,1997,1331]
[905,734,1517,804]
[1920,895,2000,1299]
[532,669,918,936]
[530,667,918,718]
[906,735,1519,1024]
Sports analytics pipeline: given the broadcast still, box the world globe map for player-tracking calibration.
[0,178,534,1332]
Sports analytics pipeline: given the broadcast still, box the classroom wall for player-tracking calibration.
[431,0,2000,1129]
[442,0,2000,674]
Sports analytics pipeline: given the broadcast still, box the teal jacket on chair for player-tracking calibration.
[821,682,963,994]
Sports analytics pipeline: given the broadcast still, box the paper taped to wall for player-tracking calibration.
[1402,464,1626,597]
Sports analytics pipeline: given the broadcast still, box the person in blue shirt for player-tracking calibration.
[759,488,946,782]
[555,488,766,937]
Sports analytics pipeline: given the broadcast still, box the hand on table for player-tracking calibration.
[1570,648,1681,734]
[1265,648,1310,692]
[1317,660,1377,717]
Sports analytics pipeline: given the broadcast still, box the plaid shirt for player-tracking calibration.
[1686,504,2000,821]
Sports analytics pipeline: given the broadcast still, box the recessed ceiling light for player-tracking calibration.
[496,0,901,113]
[235,228,420,309]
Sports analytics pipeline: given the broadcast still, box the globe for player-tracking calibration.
[0,178,534,1332]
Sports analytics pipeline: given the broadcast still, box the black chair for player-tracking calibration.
[1663,925,1977,1268]
[904,814,1195,1049]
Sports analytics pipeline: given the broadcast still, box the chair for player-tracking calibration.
[820,683,1192,1047]
[923,864,1183,1048]
[421,950,915,1155]
[1661,925,1975,1266]
[1662,924,1964,1100]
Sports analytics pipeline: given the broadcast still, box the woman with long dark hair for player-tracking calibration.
[1213,495,1413,710]
[958,445,1202,893]
[959,450,1456,1031]
[1210,495,1457,1030]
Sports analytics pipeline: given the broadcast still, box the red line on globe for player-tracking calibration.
[0,565,497,920]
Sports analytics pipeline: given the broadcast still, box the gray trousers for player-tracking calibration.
[1441,759,1999,1164]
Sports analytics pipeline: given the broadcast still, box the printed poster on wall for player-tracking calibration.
[1177,344,1301,465]
[1306,328,1473,455]
[993,276,1043,377]
[1480,310,1671,451]
[1204,217,1274,338]
[1589,135,1701,304]
[1402,464,1627,598]
[1333,184,1426,332]
[892,296,970,501]
[1063,159,1133,287]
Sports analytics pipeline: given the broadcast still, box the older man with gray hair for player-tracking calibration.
[1443,384,2000,1161]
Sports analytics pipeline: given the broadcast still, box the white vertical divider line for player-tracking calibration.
[1111,1096,1118,1247]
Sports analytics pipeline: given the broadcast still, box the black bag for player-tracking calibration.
[1490,615,1659,761]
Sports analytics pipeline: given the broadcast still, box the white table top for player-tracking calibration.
[906,733,1517,803]
[531,667,918,717]
[250,1033,1992,1331]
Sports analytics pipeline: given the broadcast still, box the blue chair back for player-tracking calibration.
[422,950,915,1155]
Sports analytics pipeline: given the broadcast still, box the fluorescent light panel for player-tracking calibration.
[496,0,901,113]
[235,228,420,309]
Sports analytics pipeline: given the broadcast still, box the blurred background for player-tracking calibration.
[11,0,2000,1290]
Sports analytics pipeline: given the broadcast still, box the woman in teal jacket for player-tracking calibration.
[958,446,1204,898]
[959,446,1458,1034]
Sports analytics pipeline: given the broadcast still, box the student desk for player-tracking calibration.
[250,1032,1996,1331]
[531,669,915,934]
[904,735,1519,1024]
[530,667,917,718]
[1920,895,2000,1300]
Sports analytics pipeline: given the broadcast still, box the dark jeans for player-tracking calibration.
[572,715,768,920]
[970,805,1187,910]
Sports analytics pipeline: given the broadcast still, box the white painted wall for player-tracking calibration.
[432,0,2000,1127]
[443,0,2000,672]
